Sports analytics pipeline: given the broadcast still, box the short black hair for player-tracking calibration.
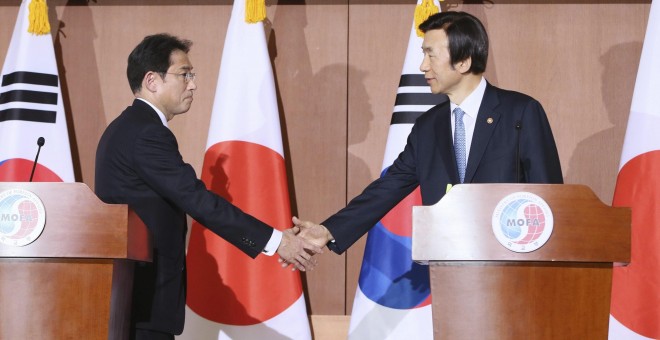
[126,33,192,93]
[419,11,488,74]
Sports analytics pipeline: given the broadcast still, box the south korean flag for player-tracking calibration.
[0,0,74,182]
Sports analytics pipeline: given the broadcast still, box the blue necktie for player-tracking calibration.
[454,107,466,183]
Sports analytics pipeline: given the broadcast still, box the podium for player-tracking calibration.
[0,183,151,339]
[412,184,630,339]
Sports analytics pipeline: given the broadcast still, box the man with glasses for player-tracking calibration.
[94,33,320,340]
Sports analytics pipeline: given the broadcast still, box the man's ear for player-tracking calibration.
[144,71,160,93]
[456,57,472,74]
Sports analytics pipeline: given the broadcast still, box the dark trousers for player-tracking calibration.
[130,328,175,340]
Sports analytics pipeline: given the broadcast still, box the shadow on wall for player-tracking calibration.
[53,0,106,186]
[565,41,642,204]
[346,66,374,193]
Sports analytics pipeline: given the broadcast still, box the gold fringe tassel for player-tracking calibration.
[414,0,440,37]
[28,0,51,35]
[245,0,267,23]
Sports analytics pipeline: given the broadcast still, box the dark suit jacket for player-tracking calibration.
[95,99,273,334]
[323,82,563,253]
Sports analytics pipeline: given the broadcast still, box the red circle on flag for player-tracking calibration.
[0,158,63,182]
[187,141,303,325]
[380,187,421,237]
[610,150,660,338]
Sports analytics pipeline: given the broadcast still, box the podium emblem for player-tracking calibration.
[0,189,46,246]
[491,192,553,253]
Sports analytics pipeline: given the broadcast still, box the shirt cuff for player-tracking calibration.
[262,229,283,256]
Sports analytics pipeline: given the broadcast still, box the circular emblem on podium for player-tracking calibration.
[0,189,46,247]
[491,192,553,253]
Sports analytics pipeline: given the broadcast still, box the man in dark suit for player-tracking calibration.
[291,11,563,253]
[95,33,320,340]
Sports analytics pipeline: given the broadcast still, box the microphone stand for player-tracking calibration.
[29,137,45,182]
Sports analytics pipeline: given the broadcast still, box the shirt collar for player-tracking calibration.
[137,98,169,128]
[450,77,487,118]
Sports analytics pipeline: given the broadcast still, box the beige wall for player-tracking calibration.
[0,0,649,318]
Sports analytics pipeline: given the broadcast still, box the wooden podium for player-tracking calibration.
[0,183,151,339]
[412,184,630,339]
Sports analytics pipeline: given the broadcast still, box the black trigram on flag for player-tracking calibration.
[0,71,58,123]
[390,74,447,125]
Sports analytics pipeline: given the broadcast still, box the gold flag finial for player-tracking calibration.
[414,0,440,37]
[28,0,51,35]
[245,0,267,23]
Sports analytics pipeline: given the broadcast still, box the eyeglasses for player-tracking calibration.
[164,72,196,83]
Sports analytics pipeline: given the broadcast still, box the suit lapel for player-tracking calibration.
[433,102,460,183]
[464,83,500,183]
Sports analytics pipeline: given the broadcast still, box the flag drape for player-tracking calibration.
[608,1,660,339]
[0,0,73,182]
[347,1,445,338]
[181,0,311,338]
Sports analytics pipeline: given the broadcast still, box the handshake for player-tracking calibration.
[275,216,334,272]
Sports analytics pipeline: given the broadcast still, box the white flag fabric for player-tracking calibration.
[180,0,311,339]
[0,0,74,182]
[608,1,660,339]
[348,1,446,339]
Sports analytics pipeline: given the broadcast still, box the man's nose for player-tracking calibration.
[420,57,429,72]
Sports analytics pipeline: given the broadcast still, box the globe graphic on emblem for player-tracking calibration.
[0,195,40,239]
[0,195,22,236]
[499,199,546,244]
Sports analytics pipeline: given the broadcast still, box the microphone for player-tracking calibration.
[515,121,522,183]
[29,137,45,182]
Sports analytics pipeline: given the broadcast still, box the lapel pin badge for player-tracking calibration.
[487,117,494,124]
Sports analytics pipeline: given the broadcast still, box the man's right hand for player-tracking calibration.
[292,216,334,248]
[276,228,323,272]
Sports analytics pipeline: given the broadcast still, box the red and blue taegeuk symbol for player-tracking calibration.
[358,167,431,309]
